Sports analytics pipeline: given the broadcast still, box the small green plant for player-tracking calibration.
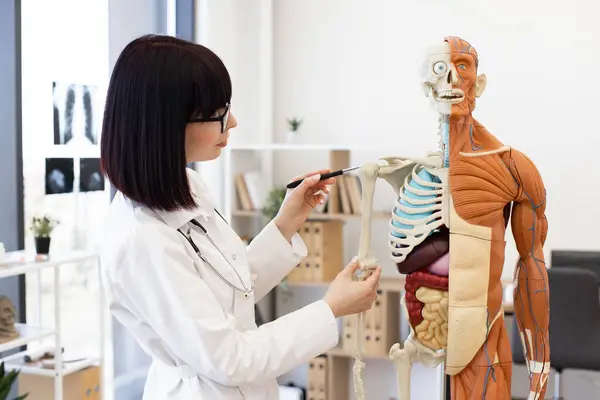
[0,362,28,400]
[30,215,59,238]
[286,117,303,132]
[261,188,287,221]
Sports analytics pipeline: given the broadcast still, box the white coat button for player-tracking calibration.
[232,254,237,260]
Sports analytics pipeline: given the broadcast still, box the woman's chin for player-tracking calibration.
[188,149,223,163]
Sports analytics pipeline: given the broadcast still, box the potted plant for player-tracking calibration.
[30,215,59,255]
[285,117,303,143]
[0,362,28,399]
[261,187,287,222]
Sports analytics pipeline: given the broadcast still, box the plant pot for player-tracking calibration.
[35,237,51,255]
[286,131,298,143]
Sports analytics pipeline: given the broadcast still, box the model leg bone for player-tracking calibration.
[389,296,446,400]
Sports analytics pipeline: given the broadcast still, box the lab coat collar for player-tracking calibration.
[151,168,217,230]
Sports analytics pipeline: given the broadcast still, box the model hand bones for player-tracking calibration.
[352,36,550,400]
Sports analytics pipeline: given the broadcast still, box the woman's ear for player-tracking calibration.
[475,74,487,98]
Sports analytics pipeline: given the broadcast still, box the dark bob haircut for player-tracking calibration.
[100,34,232,211]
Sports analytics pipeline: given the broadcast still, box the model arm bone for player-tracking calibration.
[352,157,418,399]
[509,151,550,400]
[351,161,380,400]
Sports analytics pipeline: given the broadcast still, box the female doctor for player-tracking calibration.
[99,35,381,399]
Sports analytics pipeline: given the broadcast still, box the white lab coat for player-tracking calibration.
[100,168,339,399]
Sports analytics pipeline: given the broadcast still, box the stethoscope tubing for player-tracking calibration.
[177,215,254,296]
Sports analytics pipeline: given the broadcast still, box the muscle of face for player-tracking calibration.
[421,37,484,117]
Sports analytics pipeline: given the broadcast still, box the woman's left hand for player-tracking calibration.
[273,169,336,242]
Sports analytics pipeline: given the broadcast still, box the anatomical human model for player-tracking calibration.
[352,37,550,400]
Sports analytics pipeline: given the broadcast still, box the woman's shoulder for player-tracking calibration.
[100,193,183,274]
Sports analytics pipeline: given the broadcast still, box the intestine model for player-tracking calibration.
[351,36,550,400]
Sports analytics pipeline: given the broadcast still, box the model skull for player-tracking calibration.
[421,37,486,117]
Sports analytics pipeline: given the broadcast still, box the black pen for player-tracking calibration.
[286,166,359,189]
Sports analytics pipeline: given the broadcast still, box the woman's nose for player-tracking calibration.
[227,112,238,130]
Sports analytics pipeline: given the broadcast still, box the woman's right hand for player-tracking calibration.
[323,258,382,318]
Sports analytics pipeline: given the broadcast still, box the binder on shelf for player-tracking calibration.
[307,355,327,400]
[341,290,400,358]
[341,314,356,353]
[286,224,312,282]
[286,221,343,283]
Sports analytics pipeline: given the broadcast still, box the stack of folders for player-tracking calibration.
[286,220,343,283]
[341,290,400,357]
[307,355,327,400]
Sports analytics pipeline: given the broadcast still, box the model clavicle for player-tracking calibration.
[352,36,550,400]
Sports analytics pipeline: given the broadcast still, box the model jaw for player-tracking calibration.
[433,88,464,104]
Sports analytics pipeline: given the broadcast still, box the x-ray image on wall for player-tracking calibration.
[79,158,105,192]
[45,158,74,194]
[53,81,100,146]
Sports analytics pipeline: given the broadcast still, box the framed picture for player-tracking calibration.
[52,82,100,146]
[45,158,74,194]
[79,158,105,192]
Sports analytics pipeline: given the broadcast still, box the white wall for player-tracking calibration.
[272,0,600,275]
[195,0,273,207]
[270,0,600,398]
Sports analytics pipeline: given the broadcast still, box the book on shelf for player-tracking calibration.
[332,174,362,215]
[234,171,267,211]
[233,170,390,217]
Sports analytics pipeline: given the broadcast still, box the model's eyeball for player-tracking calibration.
[433,61,447,75]
[458,64,467,70]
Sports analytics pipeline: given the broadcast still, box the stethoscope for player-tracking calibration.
[176,209,254,298]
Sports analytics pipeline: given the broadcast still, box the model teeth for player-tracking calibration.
[435,89,464,103]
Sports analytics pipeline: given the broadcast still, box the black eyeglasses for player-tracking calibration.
[189,103,230,133]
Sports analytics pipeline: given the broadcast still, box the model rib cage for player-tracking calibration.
[389,164,446,264]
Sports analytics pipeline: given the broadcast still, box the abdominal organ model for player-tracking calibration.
[352,37,550,400]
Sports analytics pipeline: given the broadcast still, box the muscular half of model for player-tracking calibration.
[352,36,550,400]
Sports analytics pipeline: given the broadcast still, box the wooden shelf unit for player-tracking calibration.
[231,209,391,221]
[223,144,517,399]
[224,145,403,399]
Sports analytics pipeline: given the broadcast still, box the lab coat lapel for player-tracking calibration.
[151,169,256,323]
[208,216,257,327]
[204,216,254,293]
